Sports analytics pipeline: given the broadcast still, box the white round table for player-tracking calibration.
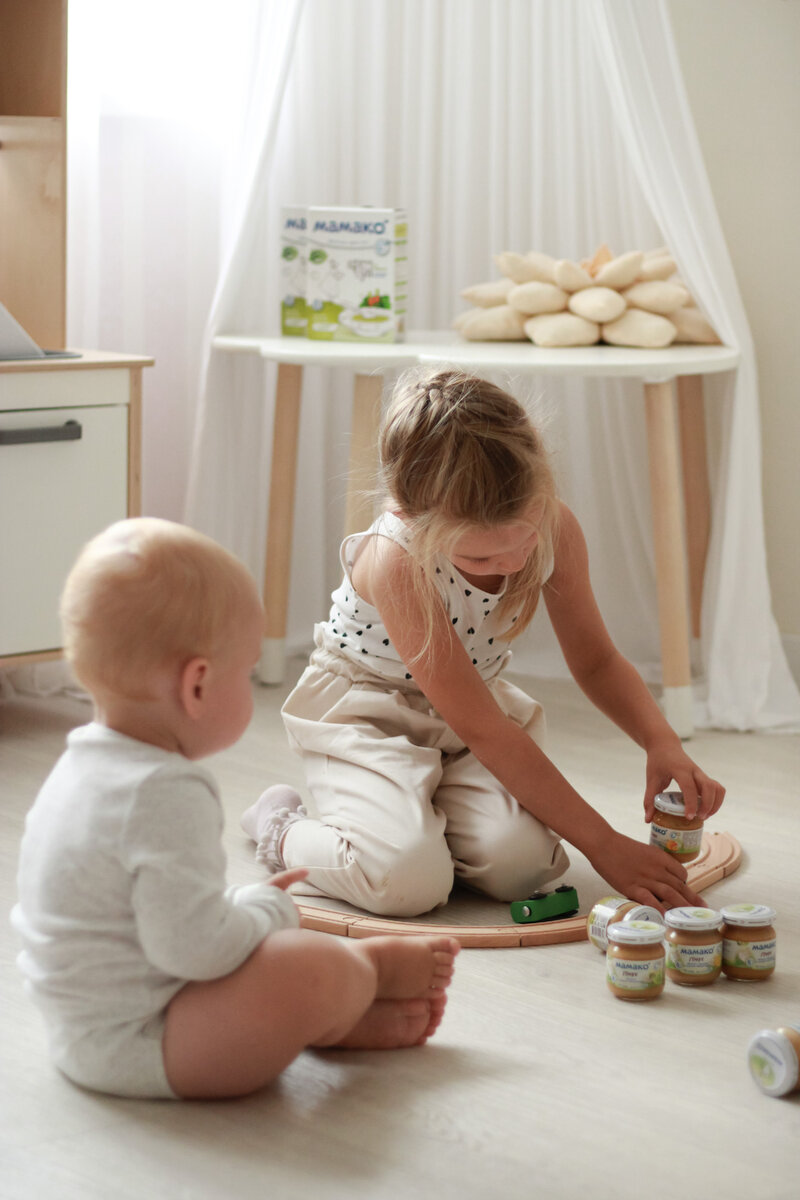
[213,332,740,737]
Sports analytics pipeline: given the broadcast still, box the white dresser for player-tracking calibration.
[0,351,153,664]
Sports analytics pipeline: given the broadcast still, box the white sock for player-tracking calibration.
[240,785,306,870]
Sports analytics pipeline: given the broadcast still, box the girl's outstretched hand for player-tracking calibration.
[643,738,725,823]
[591,829,705,913]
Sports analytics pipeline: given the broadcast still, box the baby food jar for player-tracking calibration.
[606,920,665,1002]
[721,904,777,981]
[587,895,664,951]
[747,1024,800,1097]
[649,791,704,863]
[663,907,723,986]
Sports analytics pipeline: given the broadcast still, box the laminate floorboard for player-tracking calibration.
[2,658,798,1200]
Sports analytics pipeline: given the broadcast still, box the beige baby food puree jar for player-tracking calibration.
[664,907,723,986]
[721,904,777,981]
[587,895,664,951]
[606,920,665,1002]
[748,1024,800,1097]
[649,791,704,862]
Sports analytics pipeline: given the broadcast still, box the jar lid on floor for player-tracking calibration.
[748,1030,799,1096]
[721,903,776,926]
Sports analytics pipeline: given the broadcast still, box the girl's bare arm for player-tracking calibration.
[542,503,725,822]
[364,534,704,911]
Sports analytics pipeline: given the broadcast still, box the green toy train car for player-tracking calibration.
[510,885,579,924]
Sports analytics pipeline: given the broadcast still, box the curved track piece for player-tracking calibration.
[296,830,743,948]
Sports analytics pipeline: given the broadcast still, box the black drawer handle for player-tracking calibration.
[0,419,83,446]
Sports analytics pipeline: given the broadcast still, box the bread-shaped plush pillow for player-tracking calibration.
[567,286,626,323]
[594,251,644,290]
[522,251,558,283]
[553,259,594,292]
[459,304,528,341]
[638,254,677,282]
[525,312,600,347]
[602,310,677,348]
[494,251,557,285]
[460,278,514,307]
[622,281,690,315]
[452,309,477,331]
[508,281,568,315]
[670,305,721,344]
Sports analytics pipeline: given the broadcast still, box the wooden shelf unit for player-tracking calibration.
[0,0,68,348]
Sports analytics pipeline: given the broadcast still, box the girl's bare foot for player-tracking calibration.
[326,992,448,1050]
[360,935,460,999]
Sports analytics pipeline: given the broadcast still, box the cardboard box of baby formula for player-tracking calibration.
[305,207,408,342]
[279,207,308,336]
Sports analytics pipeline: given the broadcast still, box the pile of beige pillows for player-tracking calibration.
[454,244,720,347]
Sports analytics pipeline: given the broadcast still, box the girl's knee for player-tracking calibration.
[460,820,569,903]
[365,837,454,917]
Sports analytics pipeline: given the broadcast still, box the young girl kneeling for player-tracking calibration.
[244,368,724,919]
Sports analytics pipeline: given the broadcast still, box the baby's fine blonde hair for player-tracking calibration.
[379,367,559,653]
[60,518,261,700]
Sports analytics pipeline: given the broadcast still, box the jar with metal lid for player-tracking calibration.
[606,920,665,1002]
[721,904,777,981]
[747,1024,800,1097]
[587,895,664,951]
[649,791,704,862]
[664,907,723,986]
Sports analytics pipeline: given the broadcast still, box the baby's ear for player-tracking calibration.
[179,657,209,717]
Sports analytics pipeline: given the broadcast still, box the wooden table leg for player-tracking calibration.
[344,373,384,535]
[127,367,143,516]
[644,379,694,738]
[260,363,303,685]
[676,374,711,640]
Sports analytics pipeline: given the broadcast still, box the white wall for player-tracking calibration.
[669,0,800,650]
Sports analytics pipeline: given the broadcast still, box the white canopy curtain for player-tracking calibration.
[183,0,799,732]
[588,2,800,730]
[67,0,273,522]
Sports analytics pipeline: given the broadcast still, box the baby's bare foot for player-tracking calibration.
[330,994,448,1050]
[361,935,459,1000]
[421,990,448,1041]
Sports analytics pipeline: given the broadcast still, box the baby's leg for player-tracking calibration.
[314,935,458,1050]
[162,931,459,1100]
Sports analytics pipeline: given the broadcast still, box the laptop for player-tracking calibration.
[0,301,81,360]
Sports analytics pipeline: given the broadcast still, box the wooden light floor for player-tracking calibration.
[1,659,798,1200]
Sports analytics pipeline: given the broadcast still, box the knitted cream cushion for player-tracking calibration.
[453,244,720,346]
[525,312,600,347]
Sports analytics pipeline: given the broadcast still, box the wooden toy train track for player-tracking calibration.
[297,830,743,948]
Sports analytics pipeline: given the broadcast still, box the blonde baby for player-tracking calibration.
[12,518,458,1099]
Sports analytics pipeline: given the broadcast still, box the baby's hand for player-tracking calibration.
[643,739,725,822]
[592,830,705,913]
[268,867,309,891]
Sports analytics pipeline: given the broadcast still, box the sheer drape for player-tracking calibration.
[184,0,308,583]
[67,0,798,730]
[589,1,800,727]
[186,0,799,729]
[67,0,271,521]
